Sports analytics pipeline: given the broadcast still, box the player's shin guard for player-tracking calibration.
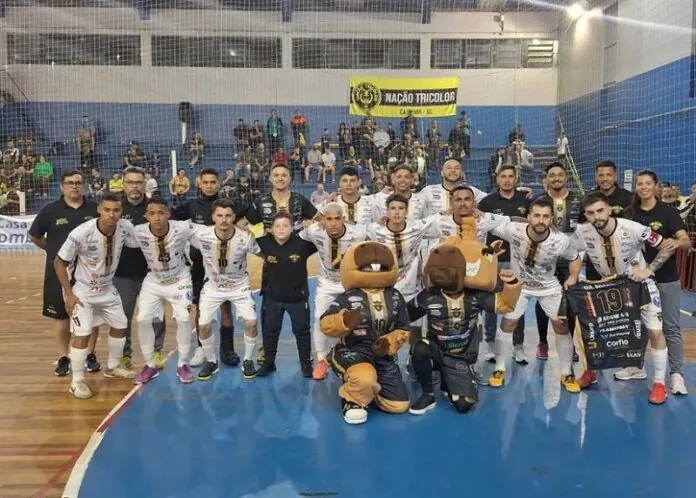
[494,329,512,372]
[556,333,573,376]
[107,336,126,370]
[652,347,668,384]
[70,346,88,383]
[243,334,258,362]
[138,321,156,368]
[176,320,192,367]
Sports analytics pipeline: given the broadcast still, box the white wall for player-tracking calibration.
[558,10,604,103]
[0,7,559,106]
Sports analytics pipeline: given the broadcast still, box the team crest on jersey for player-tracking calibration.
[518,206,527,215]
[267,255,278,264]
[612,205,624,214]
[649,221,663,232]
[289,254,300,263]
[56,218,69,225]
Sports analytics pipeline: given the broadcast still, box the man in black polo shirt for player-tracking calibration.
[478,164,530,363]
[29,170,100,376]
[113,167,166,369]
[254,212,316,377]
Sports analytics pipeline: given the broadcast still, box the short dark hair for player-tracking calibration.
[391,164,413,175]
[580,191,610,210]
[529,197,553,213]
[386,193,409,209]
[199,168,219,179]
[212,198,236,213]
[595,160,617,171]
[270,163,290,173]
[450,185,474,198]
[545,162,566,175]
[61,170,83,183]
[123,166,145,178]
[272,211,293,225]
[146,196,169,210]
[100,193,122,204]
[339,166,360,179]
[497,164,517,176]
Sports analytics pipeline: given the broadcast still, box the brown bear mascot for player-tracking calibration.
[320,241,411,425]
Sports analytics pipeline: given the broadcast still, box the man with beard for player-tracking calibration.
[488,198,582,392]
[421,160,487,216]
[371,165,427,222]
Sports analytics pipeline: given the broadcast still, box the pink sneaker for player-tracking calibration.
[134,365,159,385]
[177,364,194,384]
[536,343,549,360]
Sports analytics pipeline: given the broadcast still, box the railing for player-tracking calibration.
[556,110,585,195]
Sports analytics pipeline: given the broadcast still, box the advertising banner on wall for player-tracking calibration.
[0,214,36,247]
[349,76,460,118]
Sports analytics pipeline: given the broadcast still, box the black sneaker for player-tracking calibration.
[300,360,313,378]
[86,353,101,372]
[220,350,240,367]
[257,347,266,365]
[197,361,219,381]
[256,362,277,377]
[409,393,437,415]
[54,356,70,376]
[242,359,257,379]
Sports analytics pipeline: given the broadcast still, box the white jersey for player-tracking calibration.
[366,217,439,297]
[191,226,261,290]
[299,223,367,288]
[573,218,663,277]
[57,218,133,294]
[421,183,487,216]
[371,191,428,223]
[128,221,192,284]
[317,195,379,225]
[432,212,510,243]
[493,222,578,294]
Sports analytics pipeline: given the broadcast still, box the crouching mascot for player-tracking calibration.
[407,218,522,415]
[320,241,412,425]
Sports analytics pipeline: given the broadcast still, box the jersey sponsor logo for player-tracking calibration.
[348,296,362,303]
[606,338,629,348]
[289,254,301,263]
[612,205,624,214]
[646,230,661,247]
[55,218,69,225]
[649,221,663,232]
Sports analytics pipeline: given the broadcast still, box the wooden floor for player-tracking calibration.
[0,251,694,498]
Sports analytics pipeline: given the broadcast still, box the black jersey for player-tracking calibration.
[565,277,651,370]
[321,287,410,349]
[243,192,317,232]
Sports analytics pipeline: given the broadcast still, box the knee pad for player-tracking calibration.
[450,394,475,414]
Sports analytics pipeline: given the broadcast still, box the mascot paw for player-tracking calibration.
[372,330,410,356]
[343,309,363,330]
[499,269,517,283]
[491,240,506,258]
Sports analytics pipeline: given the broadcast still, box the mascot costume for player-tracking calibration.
[407,217,522,415]
[320,241,411,425]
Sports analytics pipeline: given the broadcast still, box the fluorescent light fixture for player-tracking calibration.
[567,2,586,20]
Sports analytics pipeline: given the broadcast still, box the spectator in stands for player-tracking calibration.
[169,169,190,202]
[310,183,329,206]
[425,121,442,170]
[5,139,19,163]
[459,110,472,157]
[448,121,466,160]
[77,116,96,171]
[144,171,158,199]
[385,123,397,148]
[1,186,20,215]
[413,145,427,176]
[147,149,161,179]
[320,129,332,153]
[661,183,679,208]
[321,146,336,183]
[249,171,263,199]
[234,118,249,155]
[221,169,237,199]
[557,132,569,163]
[16,166,33,201]
[88,168,106,199]
[254,143,270,174]
[344,145,360,169]
[400,111,416,139]
[369,146,387,179]
[237,176,251,203]
[337,122,351,162]
[189,132,205,169]
[682,181,696,232]
[272,146,288,166]
[508,124,525,144]
[291,110,307,150]
[249,120,265,149]
[31,154,52,197]
[350,121,362,156]
[108,172,124,193]
[237,144,254,176]
[123,141,146,169]
[267,109,284,153]
[289,146,305,177]
[306,143,323,183]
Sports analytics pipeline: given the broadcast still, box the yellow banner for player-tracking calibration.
[349,76,459,118]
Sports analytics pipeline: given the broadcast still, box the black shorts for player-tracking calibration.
[427,341,478,403]
[42,263,68,320]
[329,343,409,404]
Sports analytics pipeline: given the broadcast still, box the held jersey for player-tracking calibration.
[316,195,379,226]
[127,221,193,284]
[57,218,133,293]
[565,277,651,370]
[573,218,663,277]
[321,288,410,349]
[371,191,427,223]
[432,212,510,243]
[421,183,487,216]
[299,223,367,288]
[492,222,578,294]
[191,226,261,290]
[366,217,439,297]
[535,191,582,234]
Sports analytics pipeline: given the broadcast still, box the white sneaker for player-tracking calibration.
[513,345,528,365]
[343,402,368,425]
[614,366,647,381]
[104,365,136,379]
[671,373,688,395]
[69,381,92,399]
[484,341,495,362]
[190,346,205,367]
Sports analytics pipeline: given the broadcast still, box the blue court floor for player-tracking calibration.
[78,283,696,498]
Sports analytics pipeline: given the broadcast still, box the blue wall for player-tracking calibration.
[559,56,696,190]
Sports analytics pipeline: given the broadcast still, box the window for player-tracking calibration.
[431,38,555,69]
[292,39,420,69]
[152,37,281,68]
[7,34,141,66]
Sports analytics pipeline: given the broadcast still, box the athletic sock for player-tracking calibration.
[138,321,156,368]
[200,335,216,363]
[652,348,668,384]
[107,336,126,370]
[70,346,88,384]
[556,333,573,376]
[244,334,258,361]
[176,320,192,367]
[494,329,512,372]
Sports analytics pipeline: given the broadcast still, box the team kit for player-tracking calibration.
[34,160,685,424]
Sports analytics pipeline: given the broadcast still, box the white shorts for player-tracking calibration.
[71,285,127,337]
[198,281,256,326]
[641,279,662,331]
[504,289,563,321]
[313,281,344,330]
[137,274,193,323]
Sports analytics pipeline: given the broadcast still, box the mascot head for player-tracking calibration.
[340,241,399,290]
[425,245,467,294]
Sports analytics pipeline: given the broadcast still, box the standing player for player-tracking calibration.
[421,159,488,216]
[29,170,100,376]
[488,198,582,392]
[573,192,673,404]
[127,197,196,385]
[54,194,136,399]
[299,203,367,380]
[371,165,428,222]
[192,199,262,380]
[317,167,380,225]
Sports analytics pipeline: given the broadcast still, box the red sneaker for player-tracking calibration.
[536,343,549,360]
[649,382,667,405]
[577,370,597,389]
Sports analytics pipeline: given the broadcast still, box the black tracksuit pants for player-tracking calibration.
[261,296,311,364]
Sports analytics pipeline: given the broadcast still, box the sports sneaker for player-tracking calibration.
[409,393,436,415]
[313,360,329,380]
[488,370,505,388]
[671,373,688,395]
[242,359,257,379]
[177,365,194,384]
[577,370,597,389]
[69,381,92,399]
[649,382,667,405]
[86,354,101,372]
[614,367,647,381]
[54,356,70,376]
[256,362,277,377]
[198,361,219,381]
[513,345,528,365]
[484,341,495,362]
[536,342,549,360]
[154,351,165,369]
[220,350,240,367]
[472,365,488,386]
[300,360,313,378]
[342,400,368,425]
[134,365,159,385]
[104,365,136,379]
[119,355,133,369]
[561,373,581,393]
[257,347,266,365]
[190,347,205,367]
